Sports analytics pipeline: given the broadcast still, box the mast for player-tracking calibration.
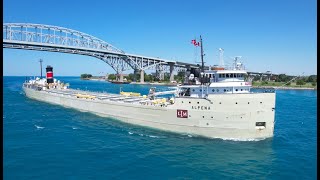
[200,35,204,73]
[39,59,43,79]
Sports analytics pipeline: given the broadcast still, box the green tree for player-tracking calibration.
[277,74,288,82]
[80,74,92,79]
[311,82,317,86]
[163,74,170,82]
[127,73,135,81]
[144,73,150,82]
[296,79,306,86]
[148,74,154,82]
[175,71,185,82]
[108,74,116,80]
[307,75,317,83]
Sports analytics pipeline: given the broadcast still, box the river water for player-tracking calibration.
[3,76,317,179]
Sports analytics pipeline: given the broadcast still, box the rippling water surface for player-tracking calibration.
[3,76,317,179]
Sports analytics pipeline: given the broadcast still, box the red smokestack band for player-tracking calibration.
[47,72,53,79]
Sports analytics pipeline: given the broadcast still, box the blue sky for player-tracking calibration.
[3,0,317,76]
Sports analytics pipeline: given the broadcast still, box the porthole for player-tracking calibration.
[206,123,209,125]
[212,89,215,92]
[219,102,222,104]
[211,116,213,118]
[189,115,191,117]
[236,102,238,104]
[217,89,219,92]
[189,101,191,104]
[236,89,238,91]
[182,101,183,103]
[203,116,205,118]
[248,102,250,104]
[260,102,262,104]
[200,89,202,92]
[192,89,195,92]
[224,89,226,92]
[241,89,243,91]
[197,102,199,104]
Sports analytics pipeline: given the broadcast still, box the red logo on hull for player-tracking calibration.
[177,109,188,118]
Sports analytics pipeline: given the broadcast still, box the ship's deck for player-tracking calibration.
[44,88,165,106]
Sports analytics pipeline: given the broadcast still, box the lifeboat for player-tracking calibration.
[211,67,225,70]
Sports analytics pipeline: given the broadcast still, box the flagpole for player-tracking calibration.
[200,35,205,86]
[200,35,204,73]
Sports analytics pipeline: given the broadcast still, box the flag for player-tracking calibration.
[191,39,200,46]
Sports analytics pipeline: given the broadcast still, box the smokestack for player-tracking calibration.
[46,65,53,83]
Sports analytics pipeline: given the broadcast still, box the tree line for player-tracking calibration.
[252,74,317,86]
[80,74,92,79]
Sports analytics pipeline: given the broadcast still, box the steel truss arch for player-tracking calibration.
[3,22,199,75]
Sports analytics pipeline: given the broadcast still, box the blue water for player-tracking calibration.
[4,76,317,179]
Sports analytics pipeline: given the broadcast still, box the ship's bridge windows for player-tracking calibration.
[226,74,230,78]
[230,74,233,78]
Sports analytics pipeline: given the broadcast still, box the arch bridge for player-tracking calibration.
[3,23,199,82]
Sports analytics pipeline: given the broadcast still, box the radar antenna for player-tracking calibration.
[232,56,242,70]
[218,48,224,67]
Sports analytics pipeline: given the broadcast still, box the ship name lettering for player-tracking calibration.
[191,106,211,110]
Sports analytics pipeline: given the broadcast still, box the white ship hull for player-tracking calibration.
[23,87,276,140]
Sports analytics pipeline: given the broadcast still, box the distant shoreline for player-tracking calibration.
[79,78,317,90]
[252,86,317,90]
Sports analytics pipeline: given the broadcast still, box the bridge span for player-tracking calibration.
[3,23,203,82]
[4,23,286,83]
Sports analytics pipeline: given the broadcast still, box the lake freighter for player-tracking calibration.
[23,37,276,140]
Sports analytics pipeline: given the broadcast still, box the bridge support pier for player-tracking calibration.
[260,74,263,81]
[119,74,124,82]
[169,63,174,82]
[267,75,271,81]
[140,70,144,83]
[116,74,124,82]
